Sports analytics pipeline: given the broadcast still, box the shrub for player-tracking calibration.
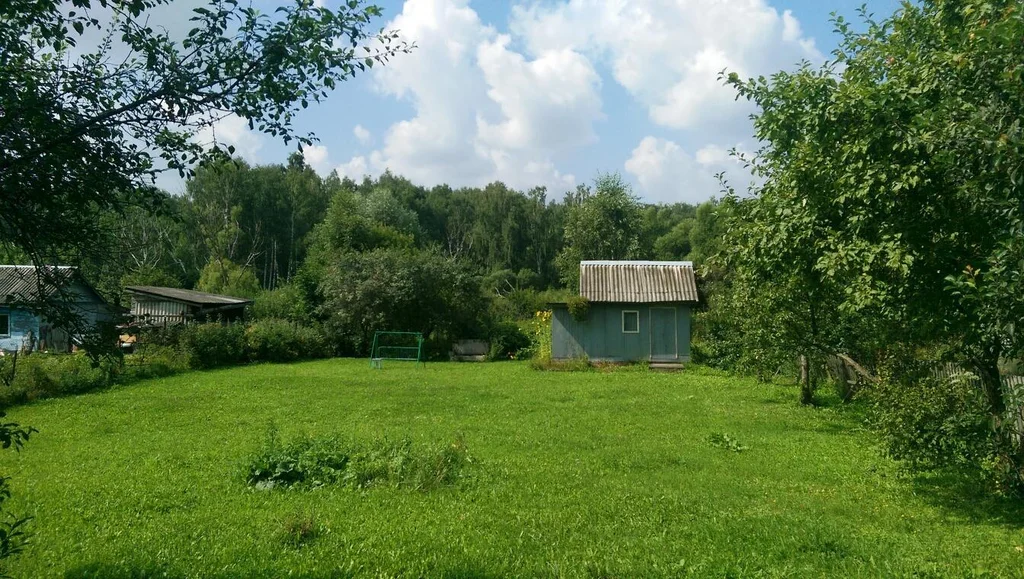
[0,353,113,406]
[566,295,590,322]
[180,323,247,369]
[865,350,1002,489]
[252,284,310,324]
[138,325,186,348]
[245,319,328,363]
[245,426,472,492]
[488,321,531,361]
[489,288,572,322]
[122,345,190,381]
[316,248,488,355]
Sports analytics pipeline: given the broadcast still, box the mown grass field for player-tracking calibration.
[1,359,1023,577]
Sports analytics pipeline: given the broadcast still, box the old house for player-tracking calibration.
[0,265,116,353]
[550,261,699,366]
[124,286,252,326]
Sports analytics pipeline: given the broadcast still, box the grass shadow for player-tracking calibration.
[64,562,362,579]
[64,562,185,579]
[907,470,1024,528]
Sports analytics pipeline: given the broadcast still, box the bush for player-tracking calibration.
[123,345,191,381]
[245,426,472,492]
[316,248,489,355]
[180,323,247,369]
[488,322,531,361]
[866,352,997,485]
[489,288,572,322]
[252,284,310,323]
[0,352,112,407]
[245,319,328,363]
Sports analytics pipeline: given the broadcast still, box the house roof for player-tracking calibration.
[0,265,96,303]
[579,261,699,303]
[124,286,252,307]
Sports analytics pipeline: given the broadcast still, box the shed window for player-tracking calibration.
[0,314,8,337]
[622,310,640,334]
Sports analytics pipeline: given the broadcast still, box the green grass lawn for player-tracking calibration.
[1,360,1023,578]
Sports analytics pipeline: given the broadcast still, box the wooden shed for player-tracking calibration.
[550,261,699,365]
[124,286,252,326]
[0,265,117,353]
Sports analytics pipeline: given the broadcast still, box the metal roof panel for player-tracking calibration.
[579,261,698,303]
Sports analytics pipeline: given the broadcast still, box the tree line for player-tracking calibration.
[47,154,722,357]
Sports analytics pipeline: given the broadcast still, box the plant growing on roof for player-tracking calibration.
[566,295,590,322]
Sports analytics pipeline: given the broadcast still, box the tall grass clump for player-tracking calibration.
[244,426,472,492]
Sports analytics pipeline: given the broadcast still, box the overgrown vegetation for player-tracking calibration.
[0,413,34,577]
[0,321,329,407]
[245,425,472,492]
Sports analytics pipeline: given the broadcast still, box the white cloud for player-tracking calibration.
[302,144,331,174]
[476,34,602,152]
[195,114,264,162]
[625,137,756,203]
[625,137,721,204]
[335,156,370,180]
[344,0,600,193]
[337,0,820,202]
[511,0,822,135]
[353,124,371,144]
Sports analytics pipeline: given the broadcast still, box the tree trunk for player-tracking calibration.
[975,353,1024,491]
[799,354,814,405]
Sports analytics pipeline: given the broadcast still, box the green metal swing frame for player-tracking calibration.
[369,331,424,368]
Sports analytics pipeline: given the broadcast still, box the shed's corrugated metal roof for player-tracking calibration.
[579,261,699,303]
[125,286,252,306]
[0,265,78,302]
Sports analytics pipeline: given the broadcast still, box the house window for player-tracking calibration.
[622,310,640,334]
[0,314,8,337]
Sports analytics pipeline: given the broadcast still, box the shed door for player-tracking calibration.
[650,307,677,361]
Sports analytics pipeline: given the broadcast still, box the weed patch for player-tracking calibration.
[707,432,749,453]
[278,511,320,548]
[245,425,472,491]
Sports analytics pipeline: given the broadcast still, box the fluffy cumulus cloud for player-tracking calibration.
[625,137,719,204]
[625,137,756,203]
[353,124,372,145]
[335,0,599,192]
[511,0,822,136]
[336,155,370,180]
[338,0,820,201]
[195,113,264,161]
[301,144,331,174]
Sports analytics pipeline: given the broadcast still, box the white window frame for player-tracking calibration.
[0,314,9,338]
[622,310,640,334]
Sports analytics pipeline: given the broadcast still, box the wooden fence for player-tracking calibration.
[827,355,1024,442]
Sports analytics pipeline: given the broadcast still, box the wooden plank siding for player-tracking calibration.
[551,302,691,362]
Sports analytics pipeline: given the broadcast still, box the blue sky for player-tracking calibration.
[172,0,906,204]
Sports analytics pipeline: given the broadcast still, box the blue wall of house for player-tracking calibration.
[0,279,113,353]
[551,302,691,363]
[0,306,41,352]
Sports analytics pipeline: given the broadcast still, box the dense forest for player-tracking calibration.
[4,153,722,355]
[78,155,721,300]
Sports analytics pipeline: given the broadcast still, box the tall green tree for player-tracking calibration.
[1,0,407,326]
[556,174,643,289]
[726,0,1024,479]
